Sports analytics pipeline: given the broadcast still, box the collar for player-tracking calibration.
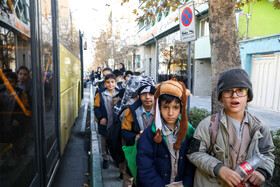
[151,115,182,133]
[104,89,117,97]
[220,109,250,129]
[141,105,154,116]
[162,119,179,136]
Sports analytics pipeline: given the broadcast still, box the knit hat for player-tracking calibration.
[217,68,253,102]
[137,76,156,95]
[154,78,191,150]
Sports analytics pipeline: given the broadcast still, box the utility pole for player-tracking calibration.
[132,50,136,72]
[169,46,173,74]
[152,34,159,83]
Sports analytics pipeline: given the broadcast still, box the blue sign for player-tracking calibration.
[181,7,192,27]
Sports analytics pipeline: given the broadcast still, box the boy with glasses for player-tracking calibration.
[187,68,275,187]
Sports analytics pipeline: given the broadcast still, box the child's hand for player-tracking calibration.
[135,131,143,142]
[243,170,265,186]
[100,118,107,125]
[219,166,241,187]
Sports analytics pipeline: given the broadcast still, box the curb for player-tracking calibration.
[80,101,88,134]
[90,84,103,186]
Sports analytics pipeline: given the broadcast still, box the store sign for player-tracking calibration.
[179,1,196,43]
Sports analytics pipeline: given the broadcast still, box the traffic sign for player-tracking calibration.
[181,7,192,27]
[179,1,196,42]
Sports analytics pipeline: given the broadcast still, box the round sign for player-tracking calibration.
[181,7,193,27]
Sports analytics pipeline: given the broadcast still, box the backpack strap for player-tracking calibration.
[207,113,219,154]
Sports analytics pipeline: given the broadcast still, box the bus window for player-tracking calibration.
[0,1,35,186]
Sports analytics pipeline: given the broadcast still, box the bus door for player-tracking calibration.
[40,0,60,185]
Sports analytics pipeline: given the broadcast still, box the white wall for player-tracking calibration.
[193,59,211,96]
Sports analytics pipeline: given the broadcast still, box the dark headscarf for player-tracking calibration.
[119,63,126,73]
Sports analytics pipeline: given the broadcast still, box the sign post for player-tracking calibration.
[179,1,196,114]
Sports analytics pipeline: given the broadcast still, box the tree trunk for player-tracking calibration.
[208,0,241,114]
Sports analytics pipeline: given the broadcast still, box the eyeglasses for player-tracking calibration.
[222,88,248,98]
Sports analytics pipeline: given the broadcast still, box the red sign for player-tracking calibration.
[181,7,193,27]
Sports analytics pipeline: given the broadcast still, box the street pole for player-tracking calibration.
[133,49,136,72]
[187,41,191,115]
[79,30,84,99]
[152,34,159,83]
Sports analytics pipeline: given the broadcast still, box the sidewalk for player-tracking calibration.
[52,84,90,187]
[189,95,280,131]
[90,84,122,187]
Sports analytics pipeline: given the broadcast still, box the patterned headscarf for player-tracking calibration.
[119,75,143,109]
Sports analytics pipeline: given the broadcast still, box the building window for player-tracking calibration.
[136,55,140,68]
[139,19,144,30]
[157,12,162,22]
[145,18,152,30]
[199,20,209,37]
[15,0,30,24]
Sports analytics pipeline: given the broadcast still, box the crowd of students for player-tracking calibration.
[92,66,275,187]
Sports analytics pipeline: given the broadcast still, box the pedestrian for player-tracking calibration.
[123,70,134,88]
[121,76,156,186]
[95,67,102,81]
[136,78,196,186]
[113,69,125,90]
[119,63,126,73]
[107,75,143,182]
[187,68,275,187]
[94,73,119,169]
[89,70,95,85]
[94,67,112,91]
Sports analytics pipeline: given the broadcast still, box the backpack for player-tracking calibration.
[207,113,260,154]
[207,113,219,154]
[208,113,261,187]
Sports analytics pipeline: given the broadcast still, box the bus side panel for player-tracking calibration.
[60,85,77,153]
[59,44,81,93]
[59,44,81,153]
